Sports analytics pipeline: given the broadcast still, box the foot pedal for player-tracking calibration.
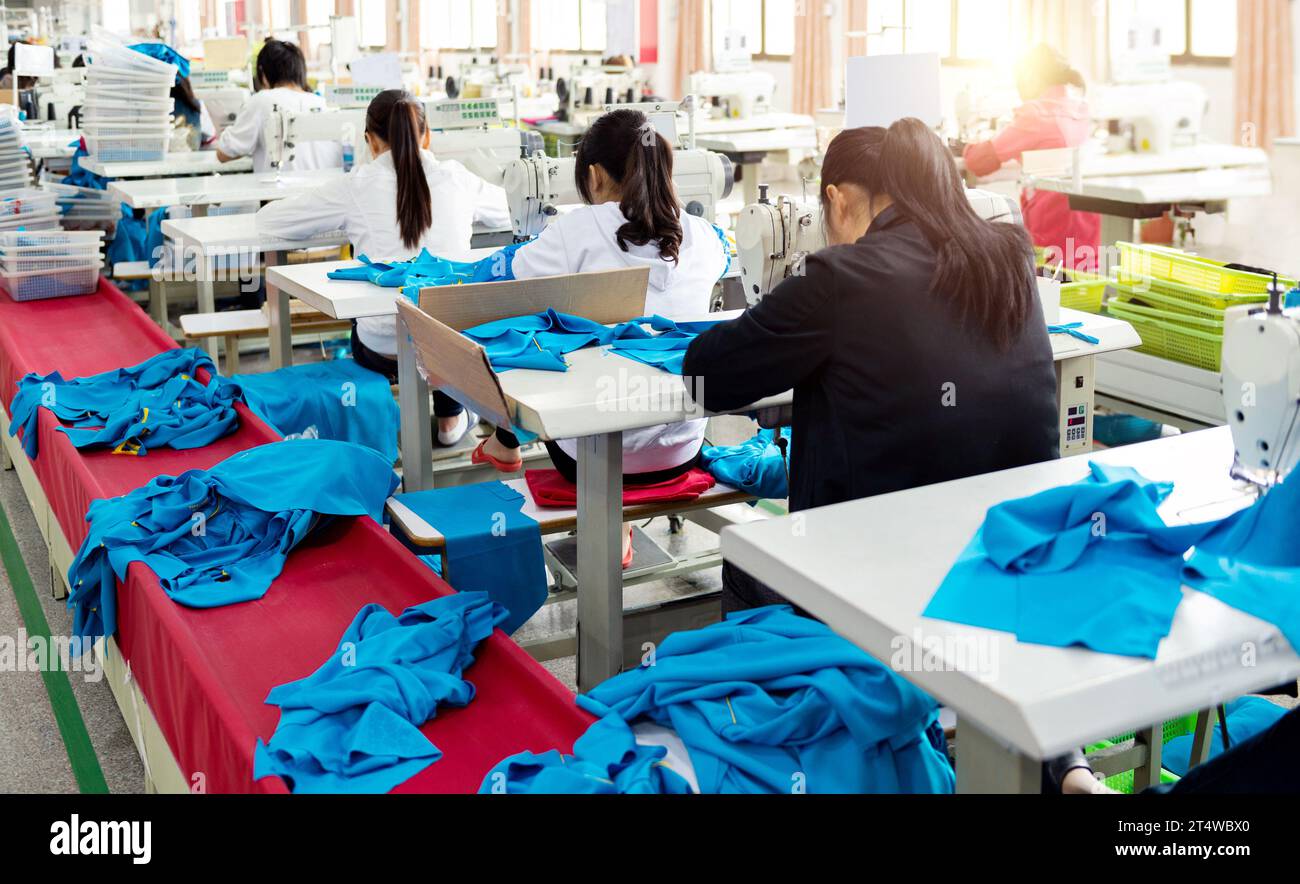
[545,525,674,579]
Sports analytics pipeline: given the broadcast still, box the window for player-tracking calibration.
[1108,0,1236,64]
[307,0,334,49]
[359,0,388,48]
[710,0,794,58]
[101,0,130,35]
[853,0,1020,64]
[533,0,606,53]
[419,0,497,50]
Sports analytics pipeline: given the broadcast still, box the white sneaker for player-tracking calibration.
[436,409,478,447]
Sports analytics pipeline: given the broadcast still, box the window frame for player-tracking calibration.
[1104,0,1234,69]
[710,0,794,61]
[856,1,1011,68]
[422,0,498,52]
[533,0,607,55]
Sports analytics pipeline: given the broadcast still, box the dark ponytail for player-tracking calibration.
[1017,44,1086,96]
[367,89,432,252]
[575,108,682,264]
[822,120,1036,351]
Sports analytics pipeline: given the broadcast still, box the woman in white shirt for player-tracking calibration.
[215,39,341,173]
[256,88,510,446]
[474,108,729,567]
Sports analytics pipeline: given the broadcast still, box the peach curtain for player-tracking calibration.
[674,0,711,97]
[497,0,533,59]
[791,0,832,115]
[1235,0,1295,150]
[845,0,869,58]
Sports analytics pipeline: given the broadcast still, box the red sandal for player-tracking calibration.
[471,438,523,473]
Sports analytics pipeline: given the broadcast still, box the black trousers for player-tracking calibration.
[350,322,463,419]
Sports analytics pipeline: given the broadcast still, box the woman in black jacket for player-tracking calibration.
[683,119,1060,612]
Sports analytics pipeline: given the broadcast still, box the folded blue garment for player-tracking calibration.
[479,713,693,794]
[1163,697,1289,777]
[66,439,399,644]
[228,358,399,464]
[255,592,507,794]
[700,428,790,500]
[8,348,239,459]
[326,244,524,300]
[462,309,721,375]
[392,482,547,635]
[128,42,191,81]
[577,606,954,794]
[926,462,1300,658]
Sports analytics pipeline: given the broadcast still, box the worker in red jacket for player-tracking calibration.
[963,45,1101,271]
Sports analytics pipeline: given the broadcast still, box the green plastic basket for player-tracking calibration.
[1117,242,1297,296]
[1106,299,1225,372]
[1059,269,1108,314]
[1114,269,1271,313]
[1085,712,1199,794]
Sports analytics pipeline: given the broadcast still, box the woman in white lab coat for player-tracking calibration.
[256,88,511,446]
[475,108,729,566]
[215,39,341,172]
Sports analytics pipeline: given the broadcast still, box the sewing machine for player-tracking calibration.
[264,105,368,172]
[1222,285,1300,486]
[688,70,776,121]
[1090,81,1209,155]
[736,186,1022,304]
[195,85,250,136]
[554,62,643,125]
[501,148,734,240]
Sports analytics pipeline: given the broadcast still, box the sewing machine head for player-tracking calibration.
[737,186,1022,305]
[687,70,777,121]
[554,63,643,122]
[1222,288,1300,488]
[1090,81,1208,155]
[263,105,369,173]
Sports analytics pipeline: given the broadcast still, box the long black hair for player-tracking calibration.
[254,39,309,91]
[575,108,682,263]
[367,89,432,252]
[821,120,1036,350]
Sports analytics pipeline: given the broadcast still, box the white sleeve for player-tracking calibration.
[255,174,355,241]
[510,218,572,280]
[215,92,265,159]
[199,102,216,142]
[448,162,510,231]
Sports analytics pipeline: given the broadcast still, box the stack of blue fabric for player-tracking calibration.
[462,309,721,375]
[480,606,955,794]
[924,461,1300,657]
[700,428,790,500]
[66,439,399,643]
[8,348,239,458]
[255,592,506,793]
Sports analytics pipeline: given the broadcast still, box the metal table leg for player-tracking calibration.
[576,431,624,693]
[397,322,432,492]
[956,719,1040,794]
[267,283,293,369]
[1132,724,1164,791]
[197,253,220,365]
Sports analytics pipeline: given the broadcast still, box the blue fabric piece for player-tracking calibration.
[228,359,399,464]
[924,462,1226,658]
[479,713,694,794]
[62,144,109,191]
[105,203,167,271]
[1182,473,1300,652]
[710,222,733,277]
[65,439,399,644]
[8,348,239,459]
[1047,322,1100,345]
[461,309,721,375]
[326,244,524,301]
[700,427,790,500]
[1163,697,1288,777]
[577,606,955,794]
[254,592,507,793]
[128,42,190,82]
[393,482,547,635]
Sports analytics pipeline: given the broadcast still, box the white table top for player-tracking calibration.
[1050,307,1140,359]
[694,129,819,154]
[722,427,1300,759]
[1029,166,1273,206]
[162,214,348,257]
[693,113,817,135]
[109,168,343,210]
[1076,144,1268,178]
[22,128,79,160]
[81,152,254,179]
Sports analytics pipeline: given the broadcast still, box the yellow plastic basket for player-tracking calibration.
[1117,242,1297,296]
[1111,273,1263,321]
[1059,269,1108,314]
[1106,299,1224,371]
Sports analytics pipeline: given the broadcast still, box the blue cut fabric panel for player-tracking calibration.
[105,204,167,275]
[461,309,721,375]
[7,348,239,459]
[227,359,399,464]
[128,42,191,81]
[1182,473,1300,652]
[326,243,524,301]
[577,606,954,794]
[1162,697,1289,777]
[479,713,694,794]
[392,482,547,635]
[700,427,790,500]
[62,144,109,191]
[254,592,506,793]
[923,462,1230,658]
[66,439,400,644]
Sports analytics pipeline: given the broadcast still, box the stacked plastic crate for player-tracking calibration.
[0,229,105,300]
[83,34,175,163]
[0,110,34,196]
[1106,242,1298,372]
[40,181,119,232]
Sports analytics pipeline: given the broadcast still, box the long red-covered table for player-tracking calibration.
[0,278,592,793]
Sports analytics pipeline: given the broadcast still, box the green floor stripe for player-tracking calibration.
[0,496,109,793]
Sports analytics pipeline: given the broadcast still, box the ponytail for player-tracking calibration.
[367,89,432,252]
[575,108,682,264]
[1017,44,1087,96]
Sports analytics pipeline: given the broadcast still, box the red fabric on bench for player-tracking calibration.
[1,280,591,793]
[525,467,717,507]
